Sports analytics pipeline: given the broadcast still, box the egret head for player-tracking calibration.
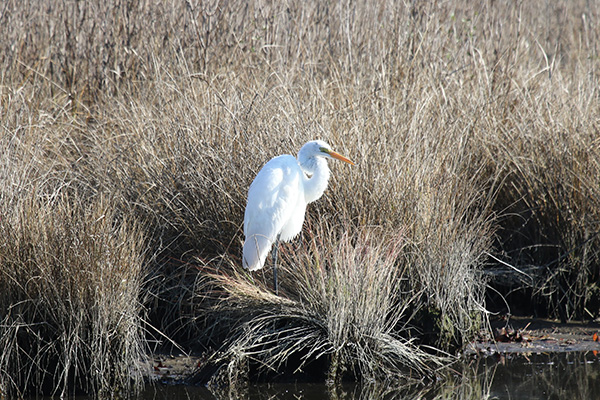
[298,140,355,168]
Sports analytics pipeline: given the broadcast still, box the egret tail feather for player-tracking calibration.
[242,234,273,271]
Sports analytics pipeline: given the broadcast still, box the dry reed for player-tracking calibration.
[1,0,599,395]
[194,226,447,386]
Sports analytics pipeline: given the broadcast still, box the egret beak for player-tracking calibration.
[325,149,355,165]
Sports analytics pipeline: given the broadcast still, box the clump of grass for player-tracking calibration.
[0,194,148,397]
[486,80,600,320]
[0,134,148,397]
[475,13,600,320]
[195,225,446,387]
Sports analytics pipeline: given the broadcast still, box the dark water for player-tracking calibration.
[34,352,600,399]
[156,352,600,400]
[133,352,600,400]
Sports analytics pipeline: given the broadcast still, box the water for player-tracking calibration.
[473,352,600,399]
[134,352,600,400]
[29,352,600,399]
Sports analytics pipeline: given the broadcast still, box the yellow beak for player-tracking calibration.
[327,150,355,165]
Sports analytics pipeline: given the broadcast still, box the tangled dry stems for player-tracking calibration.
[0,187,148,397]
[1,0,599,395]
[197,227,447,386]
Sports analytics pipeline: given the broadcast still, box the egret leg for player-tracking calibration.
[272,237,280,295]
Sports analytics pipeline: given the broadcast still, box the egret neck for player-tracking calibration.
[299,149,331,204]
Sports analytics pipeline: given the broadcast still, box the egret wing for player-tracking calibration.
[242,155,303,271]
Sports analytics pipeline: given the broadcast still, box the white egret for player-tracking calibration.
[242,140,354,293]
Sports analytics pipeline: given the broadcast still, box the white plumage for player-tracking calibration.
[242,140,354,275]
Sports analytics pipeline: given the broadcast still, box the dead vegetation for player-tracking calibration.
[193,226,449,386]
[0,0,599,396]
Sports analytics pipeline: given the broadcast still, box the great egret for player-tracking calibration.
[242,140,354,293]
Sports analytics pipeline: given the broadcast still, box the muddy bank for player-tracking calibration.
[465,317,600,356]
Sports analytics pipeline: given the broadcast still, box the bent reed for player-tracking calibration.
[1,0,599,396]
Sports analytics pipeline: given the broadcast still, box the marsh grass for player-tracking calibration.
[1,0,599,395]
[485,79,600,319]
[0,189,148,396]
[195,225,447,386]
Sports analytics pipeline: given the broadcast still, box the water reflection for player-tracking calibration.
[57,352,600,399]
[168,353,599,399]
[475,352,600,399]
